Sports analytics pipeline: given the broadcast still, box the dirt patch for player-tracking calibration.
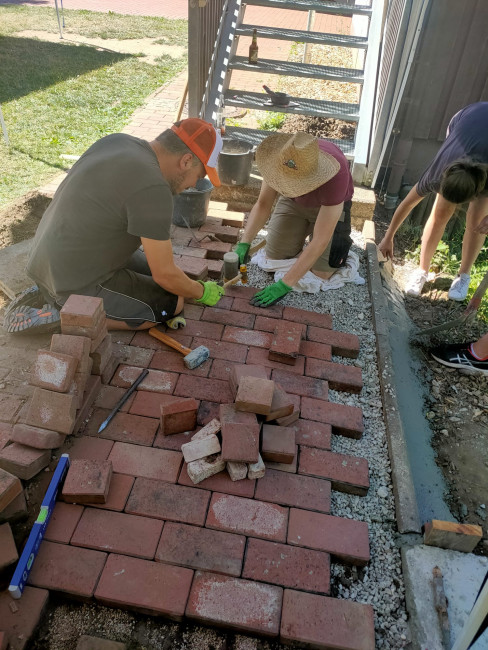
[281,114,357,141]
[0,191,51,250]
[374,200,488,551]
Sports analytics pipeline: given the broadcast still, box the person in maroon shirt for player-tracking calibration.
[235,132,354,307]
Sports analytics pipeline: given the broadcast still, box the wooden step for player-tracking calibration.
[243,0,372,17]
[225,90,360,121]
[236,24,368,49]
[229,56,364,83]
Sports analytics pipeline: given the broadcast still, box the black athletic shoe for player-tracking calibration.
[431,342,488,376]
[3,302,61,335]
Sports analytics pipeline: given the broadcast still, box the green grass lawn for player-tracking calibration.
[0,5,187,207]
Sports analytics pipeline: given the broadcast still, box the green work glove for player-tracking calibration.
[235,242,251,265]
[195,281,225,306]
[250,279,292,307]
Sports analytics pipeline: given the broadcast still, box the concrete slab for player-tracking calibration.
[402,544,488,650]
[0,238,33,299]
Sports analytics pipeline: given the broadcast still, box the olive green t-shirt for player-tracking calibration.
[27,133,173,300]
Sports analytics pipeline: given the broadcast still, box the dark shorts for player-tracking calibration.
[55,250,179,327]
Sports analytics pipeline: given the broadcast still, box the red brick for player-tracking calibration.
[221,421,259,464]
[202,307,255,329]
[293,419,331,450]
[206,493,288,541]
[0,490,27,524]
[235,376,274,415]
[156,522,245,576]
[99,355,119,385]
[174,256,208,280]
[62,459,113,504]
[161,398,198,435]
[178,463,256,497]
[223,284,258,300]
[71,507,163,559]
[25,387,77,435]
[254,468,331,513]
[0,468,22,512]
[62,317,106,342]
[274,393,301,427]
[265,448,298,473]
[115,344,155,368]
[150,349,211,377]
[89,333,112,374]
[197,401,221,426]
[229,363,268,396]
[299,447,369,496]
[0,393,23,422]
[282,307,332,329]
[253,315,294,334]
[306,327,360,358]
[281,589,375,649]
[269,321,305,365]
[271,369,328,401]
[288,509,370,565]
[186,571,282,636]
[108,442,182,481]
[11,423,65,449]
[222,326,273,349]
[0,631,7,650]
[60,295,104,327]
[74,375,102,434]
[129,391,181,418]
[126,477,210,526]
[243,538,330,594]
[305,358,363,394]
[31,350,78,393]
[211,295,234,310]
[153,428,193,450]
[94,386,133,411]
[265,385,295,421]
[184,303,205,319]
[95,553,193,619]
[45,502,84,544]
[69,370,90,409]
[174,374,233,403]
[198,222,240,243]
[189,240,232,258]
[0,586,49,650]
[191,337,248,363]
[89,411,158,446]
[63,436,114,460]
[232,297,284,319]
[0,444,50,480]
[178,318,224,339]
[299,339,332,361]
[246,346,305,374]
[90,473,134,512]
[0,422,11,451]
[112,331,135,344]
[261,424,295,464]
[300,398,364,438]
[0,522,18,570]
[28,540,106,597]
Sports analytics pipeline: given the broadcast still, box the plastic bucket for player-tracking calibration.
[172,178,213,228]
[218,138,254,186]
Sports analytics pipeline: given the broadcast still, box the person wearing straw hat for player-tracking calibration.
[235,132,354,307]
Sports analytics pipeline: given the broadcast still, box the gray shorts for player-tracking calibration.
[265,196,347,272]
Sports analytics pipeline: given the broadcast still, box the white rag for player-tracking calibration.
[250,248,365,294]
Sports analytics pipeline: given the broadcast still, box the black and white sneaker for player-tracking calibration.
[431,342,488,376]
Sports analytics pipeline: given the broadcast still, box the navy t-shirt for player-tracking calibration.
[417,102,488,196]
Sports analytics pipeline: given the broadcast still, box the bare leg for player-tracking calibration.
[312,269,335,280]
[105,296,185,331]
[419,194,457,272]
[459,196,488,274]
[472,332,488,358]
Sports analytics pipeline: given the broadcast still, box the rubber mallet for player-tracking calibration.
[149,327,210,369]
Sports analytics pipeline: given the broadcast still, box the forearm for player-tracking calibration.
[154,266,204,300]
[282,240,326,287]
[384,185,424,239]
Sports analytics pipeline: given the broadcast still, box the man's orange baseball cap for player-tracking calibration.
[171,118,222,187]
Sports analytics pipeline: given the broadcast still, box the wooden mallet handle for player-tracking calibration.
[149,327,192,355]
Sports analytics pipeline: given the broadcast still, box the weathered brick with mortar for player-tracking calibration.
[174,374,234,403]
[0,586,49,650]
[206,493,288,541]
[299,447,369,496]
[156,521,245,576]
[423,520,483,553]
[108,442,182,481]
[288,509,370,565]
[222,326,273,349]
[90,473,134,512]
[246,346,305,374]
[243,538,330,593]
[71,507,163,559]
[269,321,305,365]
[202,307,255,329]
[261,424,295,464]
[95,553,193,620]
[186,571,282,636]
[174,256,208,280]
[11,423,65,449]
[187,454,226,484]
[161,398,198,435]
[305,357,363,393]
[0,444,51,480]
[129,391,181,419]
[90,334,112,375]
[44,502,84,544]
[235,376,274,415]
[221,420,260,464]
[26,387,77,434]
[280,589,375,649]
[306,327,360,358]
[247,454,266,479]
[150,349,211,377]
[191,337,248,363]
[301,397,364,438]
[179,462,255,497]
[28,540,107,597]
[293,419,332,450]
[62,459,113,504]
[226,461,248,481]
[282,307,333,329]
[60,295,104,328]
[192,418,221,439]
[299,339,332,361]
[0,522,18,570]
[255,468,331,513]
[181,434,220,463]
[126,477,210,525]
[271,369,328,401]
[31,350,78,392]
